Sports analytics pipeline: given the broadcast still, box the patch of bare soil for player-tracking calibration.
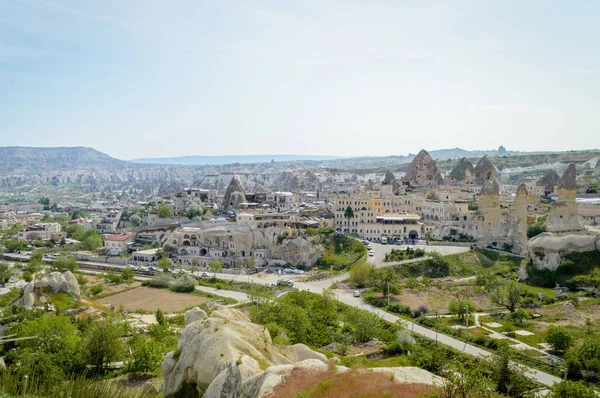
[97,286,207,312]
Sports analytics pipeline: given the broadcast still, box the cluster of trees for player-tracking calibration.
[66,224,104,251]
[383,247,426,262]
[1,310,172,387]
[316,235,367,270]
[250,290,399,348]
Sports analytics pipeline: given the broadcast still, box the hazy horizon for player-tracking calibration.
[2,1,599,159]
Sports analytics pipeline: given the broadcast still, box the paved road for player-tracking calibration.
[194,285,248,302]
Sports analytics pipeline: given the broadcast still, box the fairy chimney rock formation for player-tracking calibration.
[222,176,246,211]
[404,150,443,186]
[474,156,498,184]
[449,158,475,184]
[540,169,560,196]
[546,164,585,234]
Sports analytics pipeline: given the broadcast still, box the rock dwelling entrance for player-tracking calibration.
[408,230,419,240]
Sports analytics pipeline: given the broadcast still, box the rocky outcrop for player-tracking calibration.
[540,169,560,195]
[162,307,328,397]
[595,159,600,179]
[18,271,80,309]
[480,178,500,197]
[269,237,323,266]
[184,307,207,326]
[449,158,475,184]
[383,170,396,185]
[546,164,585,234]
[527,233,598,271]
[222,177,246,211]
[404,150,443,186]
[474,156,498,184]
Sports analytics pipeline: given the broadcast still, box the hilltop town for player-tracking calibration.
[1,147,600,397]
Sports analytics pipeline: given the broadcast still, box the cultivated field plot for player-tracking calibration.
[97,286,207,312]
[391,285,494,312]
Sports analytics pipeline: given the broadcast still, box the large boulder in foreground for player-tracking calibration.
[18,271,80,309]
[161,307,327,397]
[527,232,599,271]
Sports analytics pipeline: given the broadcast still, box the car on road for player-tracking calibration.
[353,290,361,297]
[277,279,294,287]
[201,272,210,277]
[368,251,374,257]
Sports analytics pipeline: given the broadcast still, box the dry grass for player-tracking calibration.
[392,285,493,312]
[84,274,142,296]
[265,364,436,398]
[97,286,207,312]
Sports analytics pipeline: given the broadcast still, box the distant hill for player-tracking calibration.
[0,146,132,175]
[129,154,344,166]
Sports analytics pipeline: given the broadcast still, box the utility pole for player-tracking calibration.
[387,282,390,308]
[465,305,469,342]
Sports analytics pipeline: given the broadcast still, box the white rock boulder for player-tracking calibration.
[527,232,598,271]
[162,307,327,397]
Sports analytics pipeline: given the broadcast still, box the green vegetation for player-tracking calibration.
[527,220,546,239]
[251,290,398,347]
[383,247,426,262]
[316,234,366,270]
[157,204,174,218]
[51,256,79,272]
[545,326,573,354]
[143,273,196,293]
[528,251,600,288]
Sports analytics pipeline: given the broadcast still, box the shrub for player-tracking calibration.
[169,275,196,293]
[546,326,573,354]
[146,273,174,288]
[89,285,104,296]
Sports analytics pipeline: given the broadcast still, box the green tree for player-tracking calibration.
[155,308,166,326]
[83,233,103,251]
[488,342,530,396]
[82,318,125,374]
[51,256,78,272]
[8,314,82,383]
[186,201,205,219]
[127,334,164,374]
[122,268,135,283]
[209,259,224,277]
[0,262,11,284]
[157,205,174,218]
[158,257,172,271]
[546,326,573,354]
[129,214,142,227]
[547,381,596,398]
[344,205,354,230]
[490,280,524,313]
[346,307,381,343]
[448,299,476,319]
[348,261,375,287]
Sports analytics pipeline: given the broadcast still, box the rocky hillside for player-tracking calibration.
[0,146,134,175]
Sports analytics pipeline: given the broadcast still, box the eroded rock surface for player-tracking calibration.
[18,271,80,309]
[162,307,327,397]
[404,149,443,186]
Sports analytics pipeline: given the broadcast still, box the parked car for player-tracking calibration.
[368,252,374,257]
[353,291,361,297]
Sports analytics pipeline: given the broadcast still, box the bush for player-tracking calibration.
[146,273,174,288]
[387,303,412,316]
[89,285,104,296]
[169,275,196,293]
[546,326,573,354]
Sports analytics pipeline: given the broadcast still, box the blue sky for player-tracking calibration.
[1,1,599,160]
